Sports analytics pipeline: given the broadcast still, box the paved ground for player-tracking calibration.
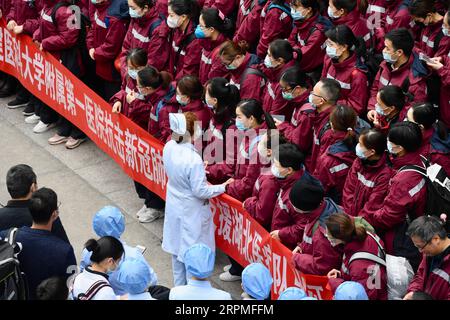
[0,95,242,299]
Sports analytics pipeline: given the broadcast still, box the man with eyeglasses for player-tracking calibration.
[0,164,69,243]
[0,187,76,300]
[404,216,450,300]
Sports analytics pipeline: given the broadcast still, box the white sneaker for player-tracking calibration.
[138,208,164,223]
[135,204,147,218]
[25,114,40,124]
[33,121,56,133]
[223,264,232,272]
[219,271,242,282]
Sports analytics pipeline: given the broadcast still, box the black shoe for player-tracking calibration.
[7,97,30,109]
[22,103,35,116]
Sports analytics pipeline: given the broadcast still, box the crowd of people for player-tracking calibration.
[0,0,449,300]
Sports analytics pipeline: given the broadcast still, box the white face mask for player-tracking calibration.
[264,55,275,68]
[327,6,340,19]
[271,163,286,179]
[167,15,180,29]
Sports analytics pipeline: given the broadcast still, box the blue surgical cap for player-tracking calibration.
[93,206,125,239]
[334,281,369,300]
[184,244,215,279]
[116,259,155,294]
[278,287,307,300]
[301,296,318,300]
[242,263,273,300]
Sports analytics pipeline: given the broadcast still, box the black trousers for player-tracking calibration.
[134,181,165,209]
[57,117,87,139]
[16,83,30,102]
[228,256,244,276]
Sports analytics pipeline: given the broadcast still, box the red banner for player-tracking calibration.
[0,20,332,299]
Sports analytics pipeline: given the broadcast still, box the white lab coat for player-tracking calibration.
[169,279,232,300]
[162,140,225,262]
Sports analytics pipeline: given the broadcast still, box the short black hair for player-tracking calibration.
[36,277,69,300]
[406,216,447,242]
[6,164,37,199]
[385,28,414,57]
[319,78,341,104]
[29,188,58,224]
[379,85,406,112]
[388,122,422,153]
[275,143,305,171]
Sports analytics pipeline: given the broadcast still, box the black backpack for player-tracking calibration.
[0,228,28,300]
[400,156,450,233]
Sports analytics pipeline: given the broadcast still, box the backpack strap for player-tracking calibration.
[401,76,415,102]
[433,31,444,52]
[318,121,331,141]
[399,164,428,177]
[77,280,111,300]
[348,232,387,267]
[148,13,165,37]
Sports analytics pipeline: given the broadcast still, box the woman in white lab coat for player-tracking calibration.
[162,112,232,286]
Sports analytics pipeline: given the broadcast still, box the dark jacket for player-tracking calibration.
[0,200,70,244]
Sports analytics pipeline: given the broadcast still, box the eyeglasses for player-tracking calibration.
[280,86,295,93]
[415,240,430,251]
[311,92,327,102]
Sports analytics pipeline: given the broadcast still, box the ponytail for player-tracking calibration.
[206,77,240,122]
[84,236,124,264]
[326,213,367,243]
[353,222,368,242]
[219,40,248,61]
[411,102,449,140]
[201,8,235,38]
[330,104,358,149]
[138,66,173,90]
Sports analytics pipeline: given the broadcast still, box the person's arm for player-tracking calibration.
[226,162,261,201]
[93,18,128,62]
[175,39,202,80]
[147,23,171,71]
[256,9,291,58]
[367,68,383,111]
[358,170,392,220]
[299,29,326,71]
[278,212,310,249]
[337,70,369,116]
[243,179,279,227]
[118,24,133,79]
[347,259,385,300]
[342,162,357,215]
[406,255,426,294]
[189,161,226,200]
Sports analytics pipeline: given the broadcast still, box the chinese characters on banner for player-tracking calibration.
[0,20,331,299]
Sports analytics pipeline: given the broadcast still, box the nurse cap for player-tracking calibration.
[169,113,187,135]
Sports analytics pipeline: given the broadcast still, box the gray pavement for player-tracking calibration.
[0,95,242,299]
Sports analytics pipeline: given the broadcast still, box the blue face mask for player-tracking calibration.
[355,143,367,159]
[383,51,397,64]
[128,69,138,80]
[375,103,386,116]
[308,93,318,108]
[235,119,248,131]
[291,8,305,21]
[442,26,450,37]
[194,25,206,39]
[326,45,340,59]
[129,8,143,19]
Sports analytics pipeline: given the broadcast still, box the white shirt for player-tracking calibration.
[169,279,232,300]
[71,267,118,300]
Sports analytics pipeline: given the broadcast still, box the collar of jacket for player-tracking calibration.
[330,52,358,70]
[179,99,205,112]
[200,33,228,52]
[333,9,360,26]
[360,152,390,171]
[85,266,109,280]
[6,199,31,208]
[137,6,159,27]
[391,149,424,170]
[294,12,320,31]
[291,89,310,106]
[327,133,352,154]
[278,168,304,189]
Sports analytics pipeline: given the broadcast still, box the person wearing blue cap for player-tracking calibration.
[278,287,307,300]
[116,259,157,300]
[301,296,318,300]
[241,263,273,300]
[169,244,232,300]
[79,206,158,295]
[334,281,369,300]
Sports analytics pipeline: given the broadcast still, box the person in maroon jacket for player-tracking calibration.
[365,122,426,271]
[327,0,371,47]
[195,8,233,84]
[342,128,393,219]
[243,131,285,231]
[158,75,212,142]
[261,39,302,121]
[203,78,240,184]
[326,213,388,300]
[235,0,255,31]
[308,78,341,173]
[367,28,429,117]
[0,1,18,99]
[233,0,264,52]
[86,0,129,100]
[166,0,202,80]
[275,68,312,158]
[313,104,357,205]
[203,0,239,17]
[409,0,450,58]
[110,47,148,115]
[404,216,450,300]
[256,0,293,59]
[291,177,344,275]
[119,0,169,79]
[288,0,330,80]
[370,85,404,134]
[322,25,369,116]
[425,54,450,128]
[217,41,263,100]
[33,0,87,149]
[269,143,311,250]
[5,0,43,110]
[406,103,450,174]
